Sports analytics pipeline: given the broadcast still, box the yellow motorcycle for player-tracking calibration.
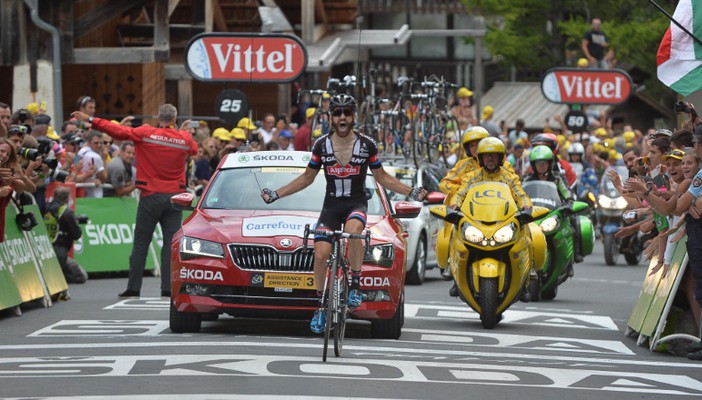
[431,182,548,328]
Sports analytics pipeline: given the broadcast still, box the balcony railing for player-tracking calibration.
[358,0,467,14]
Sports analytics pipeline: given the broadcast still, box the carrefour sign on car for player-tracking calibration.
[242,216,317,238]
[541,68,632,105]
[185,33,308,82]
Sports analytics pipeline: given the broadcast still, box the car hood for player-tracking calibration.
[182,209,396,245]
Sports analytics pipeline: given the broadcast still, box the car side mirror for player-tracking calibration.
[393,201,422,219]
[424,191,446,205]
[171,192,195,211]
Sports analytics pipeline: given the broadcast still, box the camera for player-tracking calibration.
[15,211,38,231]
[37,138,54,155]
[17,146,41,161]
[50,168,69,183]
[17,109,29,123]
[674,100,694,113]
[76,214,90,224]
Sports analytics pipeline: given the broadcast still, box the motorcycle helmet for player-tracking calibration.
[461,126,489,156]
[531,133,559,155]
[529,145,555,163]
[476,137,505,171]
[530,145,554,176]
[567,142,585,155]
[329,93,357,112]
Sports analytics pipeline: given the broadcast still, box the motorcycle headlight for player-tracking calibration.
[539,216,559,233]
[461,224,485,243]
[598,195,628,210]
[615,196,628,209]
[364,244,394,268]
[597,195,609,208]
[180,236,225,260]
[493,223,516,244]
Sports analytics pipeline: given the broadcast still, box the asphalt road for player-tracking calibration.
[1,240,702,400]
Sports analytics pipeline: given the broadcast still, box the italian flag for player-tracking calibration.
[656,0,702,96]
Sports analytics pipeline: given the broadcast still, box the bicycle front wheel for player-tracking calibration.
[322,258,337,362]
[334,266,349,357]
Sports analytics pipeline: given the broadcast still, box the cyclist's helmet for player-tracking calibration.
[476,137,506,171]
[531,133,559,155]
[329,93,357,112]
[461,126,489,156]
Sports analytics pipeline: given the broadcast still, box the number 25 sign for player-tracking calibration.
[215,89,249,125]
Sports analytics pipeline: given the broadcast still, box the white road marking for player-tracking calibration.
[0,354,699,396]
[405,303,618,330]
[402,328,634,355]
[28,321,170,337]
[2,341,701,370]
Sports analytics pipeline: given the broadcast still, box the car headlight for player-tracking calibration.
[180,236,225,260]
[493,223,516,243]
[364,244,394,267]
[461,224,485,243]
[539,216,559,233]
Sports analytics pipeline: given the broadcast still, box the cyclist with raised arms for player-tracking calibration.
[261,93,427,333]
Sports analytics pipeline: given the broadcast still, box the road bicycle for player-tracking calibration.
[303,224,371,362]
[405,77,461,168]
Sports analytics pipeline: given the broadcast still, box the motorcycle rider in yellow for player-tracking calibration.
[440,126,515,201]
[445,138,535,300]
[437,128,516,279]
[452,137,532,212]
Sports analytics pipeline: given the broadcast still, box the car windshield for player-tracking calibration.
[523,180,562,211]
[600,166,629,198]
[201,166,386,215]
[383,165,417,201]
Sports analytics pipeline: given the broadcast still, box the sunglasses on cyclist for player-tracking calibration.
[332,108,354,117]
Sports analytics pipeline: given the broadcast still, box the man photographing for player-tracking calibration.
[43,186,88,284]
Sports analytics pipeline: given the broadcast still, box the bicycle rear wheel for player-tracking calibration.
[322,259,337,362]
[412,118,430,168]
[334,266,349,357]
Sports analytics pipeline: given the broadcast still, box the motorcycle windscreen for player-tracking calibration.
[462,182,519,222]
[599,165,629,198]
[522,180,562,211]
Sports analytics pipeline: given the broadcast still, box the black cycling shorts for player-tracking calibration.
[314,197,368,244]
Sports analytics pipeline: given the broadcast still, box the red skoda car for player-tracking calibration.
[169,151,420,338]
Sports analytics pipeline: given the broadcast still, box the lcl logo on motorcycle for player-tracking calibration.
[475,190,504,199]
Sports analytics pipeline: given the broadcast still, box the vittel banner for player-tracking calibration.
[541,68,633,105]
[185,33,308,82]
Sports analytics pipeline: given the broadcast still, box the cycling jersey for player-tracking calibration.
[308,131,382,200]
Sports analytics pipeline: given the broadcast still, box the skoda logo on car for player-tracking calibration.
[279,239,292,248]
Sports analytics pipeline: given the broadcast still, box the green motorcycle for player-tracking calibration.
[523,180,594,300]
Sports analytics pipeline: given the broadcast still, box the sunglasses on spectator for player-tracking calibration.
[103,141,112,145]
[332,108,354,117]
[80,96,94,106]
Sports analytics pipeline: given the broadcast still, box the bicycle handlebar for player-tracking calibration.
[302,224,372,252]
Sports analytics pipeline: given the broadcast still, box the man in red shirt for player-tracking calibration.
[72,104,198,298]
[294,107,315,151]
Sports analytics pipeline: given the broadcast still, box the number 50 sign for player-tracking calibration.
[215,89,249,125]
